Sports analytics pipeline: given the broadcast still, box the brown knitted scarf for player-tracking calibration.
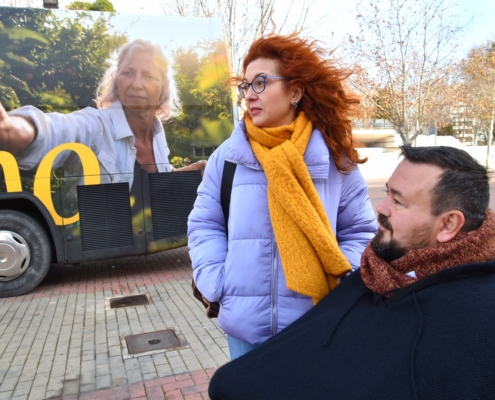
[361,208,495,295]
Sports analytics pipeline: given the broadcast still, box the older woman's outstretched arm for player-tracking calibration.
[0,102,36,155]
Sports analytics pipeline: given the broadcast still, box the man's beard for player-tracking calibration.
[370,229,408,262]
[371,213,435,262]
[370,213,408,262]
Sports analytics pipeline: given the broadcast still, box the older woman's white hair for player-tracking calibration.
[95,39,180,120]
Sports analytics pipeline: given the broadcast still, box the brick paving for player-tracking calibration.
[0,248,228,400]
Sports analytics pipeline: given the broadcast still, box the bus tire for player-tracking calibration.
[0,210,52,298]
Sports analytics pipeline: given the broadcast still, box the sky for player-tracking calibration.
[2,0,494,58]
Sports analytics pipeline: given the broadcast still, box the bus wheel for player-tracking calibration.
[0,210,52,298]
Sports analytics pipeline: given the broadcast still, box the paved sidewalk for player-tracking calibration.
[0,248,228,400]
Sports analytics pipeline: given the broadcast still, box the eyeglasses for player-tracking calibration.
[237,74,287,98]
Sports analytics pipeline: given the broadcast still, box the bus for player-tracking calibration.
[0,6,234,297]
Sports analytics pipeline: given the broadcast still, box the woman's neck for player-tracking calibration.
[123,107,156,143]
[123,107,158,173]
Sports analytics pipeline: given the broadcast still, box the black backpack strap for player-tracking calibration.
[220,160,237,236]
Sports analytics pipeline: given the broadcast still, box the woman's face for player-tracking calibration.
[243,58,301,128]
[117,50,163,111]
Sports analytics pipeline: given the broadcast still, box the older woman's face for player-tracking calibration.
[243,58,300,128]
[117,50,163,111]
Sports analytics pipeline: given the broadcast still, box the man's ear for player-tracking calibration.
[436,210,465,243]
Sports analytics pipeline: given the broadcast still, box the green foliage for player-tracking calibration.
[89,0,116,12]
[167,38,234,161]
[0,18,49,107]
[67,0,116,12]
[437,124,455,136]
[170,156,184,168]
[66,1,93,10]
[0,7,127,112]
[0,82,20,109]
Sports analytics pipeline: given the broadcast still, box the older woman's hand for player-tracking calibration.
[173,160,207,177]
[0,102,36,155]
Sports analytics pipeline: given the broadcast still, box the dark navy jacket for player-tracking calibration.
[209,260,495,399]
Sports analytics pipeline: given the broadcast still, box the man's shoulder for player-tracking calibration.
[401,259,495,297]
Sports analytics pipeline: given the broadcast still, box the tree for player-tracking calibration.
[160,0,318,75]
[67,0,116,12]
[166,38,234,162]
[0,7,126,111]
[0,21,49,108]
[458,41,495,167]
[346,0,463,145]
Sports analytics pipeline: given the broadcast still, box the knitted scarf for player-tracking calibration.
[245,112,352,304]
[361,208,495,295]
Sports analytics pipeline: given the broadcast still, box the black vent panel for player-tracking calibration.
[77,183,134,251]
[149,171,201,240]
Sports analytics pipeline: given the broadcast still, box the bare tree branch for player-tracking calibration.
[159,0,324,75]
[346,0,463,145]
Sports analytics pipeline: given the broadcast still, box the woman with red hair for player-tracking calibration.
[188,34,377,360]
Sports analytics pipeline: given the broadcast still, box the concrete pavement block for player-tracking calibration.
[0,392,13,400]
[95,374,111,390]
[27,385,47,400]
[79,371,95,386]
[61,378,79,396]
[142,372,159,381]
[81,351,95,362]
[79,383,96,393]
[156,364,173,377]
[95,343,108,355]
[95,362,110,377]
[0,376,19,391]
[33,368,50,386]
[17,368,36,383]
[43,389,62,399]
[126,368,143,384]
[124,358,140,371]
[95,353,109,365]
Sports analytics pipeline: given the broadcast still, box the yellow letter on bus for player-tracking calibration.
[33,143,100,226]
[0,151,22,193]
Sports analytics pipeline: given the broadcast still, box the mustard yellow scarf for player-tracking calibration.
[246,112,352,304]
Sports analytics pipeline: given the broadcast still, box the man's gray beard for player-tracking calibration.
[370,229,408,262]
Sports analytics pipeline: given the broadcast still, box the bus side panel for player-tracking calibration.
[59,172,148,263]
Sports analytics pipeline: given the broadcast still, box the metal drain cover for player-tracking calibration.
[125,329,181,354]
[110,294,150,309]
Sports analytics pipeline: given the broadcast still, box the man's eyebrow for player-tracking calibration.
[385,183,403,198]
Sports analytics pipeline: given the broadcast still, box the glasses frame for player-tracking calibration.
[237,74,287,98]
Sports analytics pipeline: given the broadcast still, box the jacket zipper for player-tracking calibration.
[272,241,278,336]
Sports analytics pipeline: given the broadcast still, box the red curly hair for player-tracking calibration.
[240,34,365,172]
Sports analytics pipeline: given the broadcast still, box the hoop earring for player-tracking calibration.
[291,101,298,108]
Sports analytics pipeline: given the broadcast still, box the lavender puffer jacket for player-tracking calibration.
[187,123,377,345]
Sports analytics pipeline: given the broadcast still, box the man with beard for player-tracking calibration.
[208,145,495,400]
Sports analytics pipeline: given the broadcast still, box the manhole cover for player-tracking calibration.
[109,294,150,309]
[125,329,181,354]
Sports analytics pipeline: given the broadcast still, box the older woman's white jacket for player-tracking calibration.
[9,100,173,187]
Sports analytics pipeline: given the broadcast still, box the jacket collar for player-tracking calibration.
[108,100,162,141]
[224,121,330,179]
